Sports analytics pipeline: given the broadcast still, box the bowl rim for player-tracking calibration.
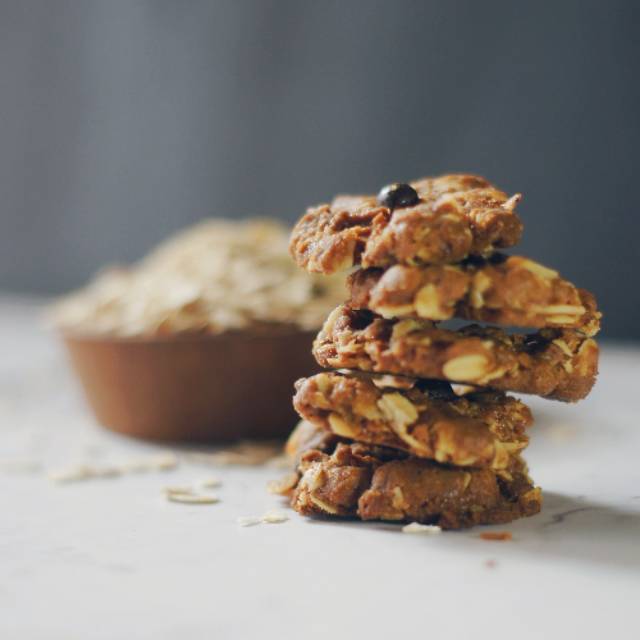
[60,323,318,345]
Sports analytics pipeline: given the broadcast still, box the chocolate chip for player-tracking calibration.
[377,183,419,209]
[418,379,455,399]
[522,334,548,353]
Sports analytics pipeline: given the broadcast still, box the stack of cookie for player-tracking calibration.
[284,174,600,529]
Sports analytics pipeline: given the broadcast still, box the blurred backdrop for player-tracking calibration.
[1,0,638,338]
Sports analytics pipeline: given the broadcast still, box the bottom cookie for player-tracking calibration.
[289,426,541,529]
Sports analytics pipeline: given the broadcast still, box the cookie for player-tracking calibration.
[290,174,523,274]
[285,418,342,465]
[291,440,541,529]
[313,305,599,402]
[348,254,601,336]
[293,372,531,469]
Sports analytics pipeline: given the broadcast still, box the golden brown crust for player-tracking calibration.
[291,441,541,529]
[293,372,531,469]
[290,175,523,274]
[313,306,599,402]
[348,254,601,336]
[284,419,342,464]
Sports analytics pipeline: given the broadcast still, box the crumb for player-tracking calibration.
[479,531,512,541]
[485,559,498,569]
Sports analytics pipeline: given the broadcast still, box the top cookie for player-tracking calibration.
[290,174,523,274]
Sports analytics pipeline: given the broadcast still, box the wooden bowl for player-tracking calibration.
[62,327,318,443]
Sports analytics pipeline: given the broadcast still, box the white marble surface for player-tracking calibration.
[1,296,639,640]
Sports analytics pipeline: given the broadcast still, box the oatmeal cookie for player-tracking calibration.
[290,175,523,274]
[348,254,600,336]
[293,372,531,469]
[313,306,599,402]
[291,441,541,529]
[285,418,342,464]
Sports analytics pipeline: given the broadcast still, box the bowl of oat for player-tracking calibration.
[51,219,345,442]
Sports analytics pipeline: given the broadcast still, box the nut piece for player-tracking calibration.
[442,354,490,382]
[541,304,586,315]
[414,284,448,320]
[470,271,491,309]
[391,319,423,340]
[370,374,417,390]
[377,393,419,427]
[328,414,357,438]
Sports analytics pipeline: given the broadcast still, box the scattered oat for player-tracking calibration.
[162,486,194,496]
[401,522,442,535]
[48,453,178,484]
[197,477,222,489]
[237,510,289,527]
[48,464,123,483]
[479,531,512,541]
[0,459,42,474]
[48,465,97,483]
[261,510,289,524]
[184,441,282,467]
[166,492,219,505]
[121,452,178,472]
[237,516,263,527]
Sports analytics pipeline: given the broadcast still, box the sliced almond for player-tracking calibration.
[414,284,449,320]
[328,413,357,438]
[442,354,490,381]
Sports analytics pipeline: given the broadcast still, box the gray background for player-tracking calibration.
[1,1,638,339]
